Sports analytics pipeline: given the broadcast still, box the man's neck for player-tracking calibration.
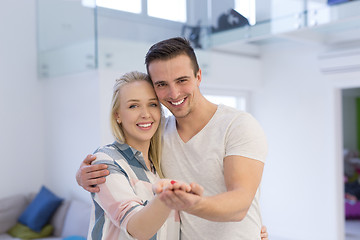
[175,98,217,143]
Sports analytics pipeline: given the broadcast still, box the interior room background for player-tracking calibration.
[1,0,360,239]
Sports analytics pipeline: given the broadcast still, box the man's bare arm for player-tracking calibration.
[158,155,264,221]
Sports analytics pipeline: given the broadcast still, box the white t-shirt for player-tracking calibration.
[161,104,268,240]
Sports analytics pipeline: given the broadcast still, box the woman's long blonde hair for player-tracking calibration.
[110,71,164,177]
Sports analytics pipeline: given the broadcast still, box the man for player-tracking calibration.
[77,37,268,239]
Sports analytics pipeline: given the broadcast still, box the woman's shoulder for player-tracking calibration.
[92,142,129,164]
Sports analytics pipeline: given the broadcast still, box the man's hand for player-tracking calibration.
[156,182,204,211]
[75,154,109,193]
[261,225,269,240]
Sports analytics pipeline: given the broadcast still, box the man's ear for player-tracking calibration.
[196,68,202,86]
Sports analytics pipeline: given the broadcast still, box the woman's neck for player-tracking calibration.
[126,140,151,169]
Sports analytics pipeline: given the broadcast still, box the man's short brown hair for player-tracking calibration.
[145,37,200,78]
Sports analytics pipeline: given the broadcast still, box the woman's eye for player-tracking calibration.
[129,105,137,108]
[150,103,158,107]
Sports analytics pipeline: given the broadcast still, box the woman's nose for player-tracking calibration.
[141,107,150,118]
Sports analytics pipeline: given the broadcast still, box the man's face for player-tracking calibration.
[148,54,201,119]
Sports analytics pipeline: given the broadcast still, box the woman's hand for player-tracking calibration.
[152,179,192,195]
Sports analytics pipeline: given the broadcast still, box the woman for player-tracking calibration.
[88,71,192,240]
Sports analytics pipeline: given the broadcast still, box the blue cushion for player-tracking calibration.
[63,236,87,240]
[18,186,63,232]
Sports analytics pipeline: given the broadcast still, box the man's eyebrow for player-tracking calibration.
[176,76,190,80]
[154,76,190,85]
[153,80,165,85]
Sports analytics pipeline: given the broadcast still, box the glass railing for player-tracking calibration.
[37,0,96,78]
[210,0,360,47]
[36,0,360,78]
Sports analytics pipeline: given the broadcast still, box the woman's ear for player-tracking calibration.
[115,112,121,124]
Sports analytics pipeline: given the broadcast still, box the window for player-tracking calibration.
[82,0,186,23]
[234,0,256,25]
[148,0,186,23]
[81,0,96,8]
[96,0,141,14]
[205,94,246,111]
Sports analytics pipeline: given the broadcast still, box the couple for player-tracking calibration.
[77,37,269,239]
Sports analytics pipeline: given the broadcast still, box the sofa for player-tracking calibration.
[0,189,92,240]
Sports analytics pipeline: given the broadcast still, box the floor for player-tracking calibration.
[346,220,360,240]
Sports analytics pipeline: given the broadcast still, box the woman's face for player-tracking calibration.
[116,80,161,147]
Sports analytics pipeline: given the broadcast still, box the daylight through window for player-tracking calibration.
[234,0,256,25]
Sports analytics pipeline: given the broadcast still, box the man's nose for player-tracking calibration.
[168,85,180,99]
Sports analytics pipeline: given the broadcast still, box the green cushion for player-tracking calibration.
[7,223,53,239]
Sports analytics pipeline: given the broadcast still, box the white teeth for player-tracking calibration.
[138,123,151,128]
[171,99,184,106]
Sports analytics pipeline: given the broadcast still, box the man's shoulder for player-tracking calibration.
[216,104,253,121]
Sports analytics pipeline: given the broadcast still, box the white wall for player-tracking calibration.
[196,49,262,90]
[0,0,45,198]
[42,71,101,202]
[0,0,101,202]
[252,41,360,240]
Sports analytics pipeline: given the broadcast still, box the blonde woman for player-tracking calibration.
[88,71,194,240]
